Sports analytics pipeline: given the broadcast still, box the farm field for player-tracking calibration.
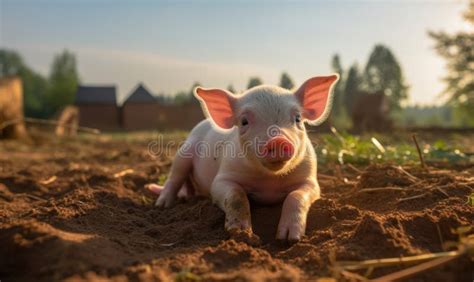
[0,130,473,281]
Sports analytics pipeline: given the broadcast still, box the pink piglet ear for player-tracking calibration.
[194,87,236,130]
[294,74,340,126]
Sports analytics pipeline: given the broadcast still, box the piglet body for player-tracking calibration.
[150,75,339,243]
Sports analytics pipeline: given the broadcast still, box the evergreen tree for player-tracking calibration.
[175,82,201,105]
[363,44,408,111]
[226,84,236,93]
[344,63,362,115]
[47,50,79,115]
[189,82,200,94]
[279,72,294,90]
[247,77,263,89]
[330,54,345,116]
[189,82,201,102]
[429,2,474,125]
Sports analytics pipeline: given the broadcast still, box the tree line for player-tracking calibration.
[156,72,296,105]
[0,45,417,129]
[0,49,79,118]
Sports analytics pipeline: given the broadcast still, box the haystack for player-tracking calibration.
[55,106,79,137]
[0,76,27,138]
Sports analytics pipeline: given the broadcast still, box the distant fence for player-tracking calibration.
[75,99,474,133]
[155,103,204,131]
[403,126,474,134]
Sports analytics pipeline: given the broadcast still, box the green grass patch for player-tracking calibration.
[315,129,471,165]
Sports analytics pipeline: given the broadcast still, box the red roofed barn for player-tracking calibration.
[75,86,120,130]
[121,83,160,130]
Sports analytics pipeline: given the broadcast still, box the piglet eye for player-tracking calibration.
[295,114,302,123]
[241,117,249,126]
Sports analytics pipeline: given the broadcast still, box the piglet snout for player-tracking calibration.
[263,136,294,162]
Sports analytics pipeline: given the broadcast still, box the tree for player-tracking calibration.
[174,82,200,105]
[363,44,408,111]
[174,91,191,105]
[279,72,294,90]
[0,49,49,117]
[189,82,200,95]
[330,55,345,117]
[23,70,49,118]
[0,50,23,76]
[247,77,263,89]
[429,2,474,125]
[344,63,363,115]
[189,82,201,102]
[47,50,79,115]
[226,84,236,93]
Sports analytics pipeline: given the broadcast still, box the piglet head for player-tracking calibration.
[195,74,339,174]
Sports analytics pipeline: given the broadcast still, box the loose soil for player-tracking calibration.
[0,133,473,281]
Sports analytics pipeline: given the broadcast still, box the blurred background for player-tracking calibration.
[0,0,473,135]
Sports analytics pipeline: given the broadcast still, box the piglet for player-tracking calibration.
[147,74,339,244]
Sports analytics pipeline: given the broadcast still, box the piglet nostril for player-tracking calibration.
[264,136,294,161]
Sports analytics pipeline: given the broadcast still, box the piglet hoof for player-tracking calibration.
[276,236,300,246]
[276,223,304,245]
[154,192,176,208]
[227,228,261,246]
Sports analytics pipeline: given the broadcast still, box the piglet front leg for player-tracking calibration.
[277,182,320,243]
[211,179,261,246]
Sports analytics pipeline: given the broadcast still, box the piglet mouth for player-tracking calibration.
[261,136,295,168]
[264,160,288,169]
[261,158,290,172]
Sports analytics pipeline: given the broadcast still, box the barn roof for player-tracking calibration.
[75,86,117,104]
[124,83,156,104]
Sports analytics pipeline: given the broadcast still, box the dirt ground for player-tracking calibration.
[0,132,473,281]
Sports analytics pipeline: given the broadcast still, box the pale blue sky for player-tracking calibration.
[0,0,469,105]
